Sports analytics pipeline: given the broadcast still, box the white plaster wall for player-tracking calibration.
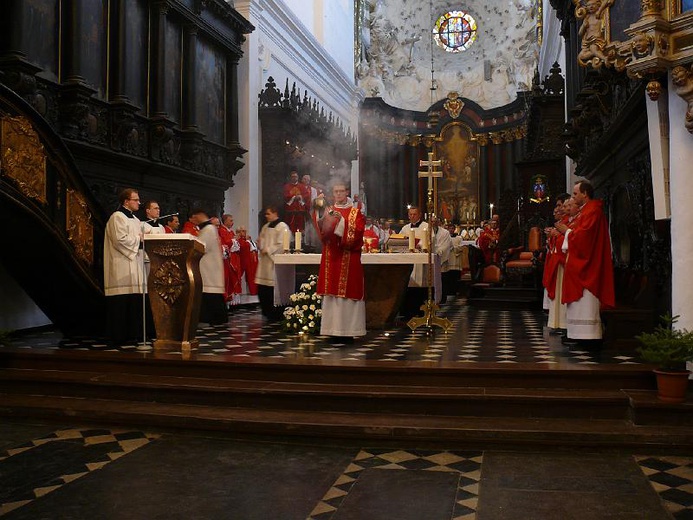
[280,0,354,79]
[668,80,693,331]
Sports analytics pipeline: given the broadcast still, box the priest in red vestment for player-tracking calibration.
[218,214,242,306]
[283,170,311,232]
[317,182,366,341]
[476,219,500,265]
[181,214,199,236]
[542,193,571,333]
[556,180,615,346]
[236,226,258,296]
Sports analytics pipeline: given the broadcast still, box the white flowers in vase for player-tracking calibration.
[283,274,322,335]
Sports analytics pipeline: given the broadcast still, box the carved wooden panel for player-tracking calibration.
[123,0,149,110]
[195,38,226,144]
[164,20,182,124]
[79,0,108,98]
[66,188,95,265]
[0,115,47,204]
[19,0,59,82]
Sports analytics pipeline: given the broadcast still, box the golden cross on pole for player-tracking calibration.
[418,152,442,194]
[408,150,452,333]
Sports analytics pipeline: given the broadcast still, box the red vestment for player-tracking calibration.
[363,227,380,251]
[477,227,500,265]
[542,217,568,300]
[164,225,175,234]
[238,236,258,295]
[561,199,614,308]
[218,226,242,302]
[181,221,198,236]
[318,206,365,300]
[283,181,311,232]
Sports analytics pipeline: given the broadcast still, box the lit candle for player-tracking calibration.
[489,203,494,218]
[283,229,290,251]
[422,230,429,252]
[408,229,415,251]
[295,230,302,251]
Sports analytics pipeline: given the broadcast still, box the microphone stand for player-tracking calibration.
[138,224,151,351]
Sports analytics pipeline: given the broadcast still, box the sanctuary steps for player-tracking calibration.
[0,349,690,450]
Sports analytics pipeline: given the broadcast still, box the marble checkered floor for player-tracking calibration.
[0,421,690,519]
[4,298,641,366]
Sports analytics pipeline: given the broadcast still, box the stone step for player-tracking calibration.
[1,393,692,451]
[0,368,633,420]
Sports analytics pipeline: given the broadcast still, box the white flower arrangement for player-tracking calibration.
[283,274,322,335]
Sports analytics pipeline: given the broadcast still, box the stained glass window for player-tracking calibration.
[433,10,477,53]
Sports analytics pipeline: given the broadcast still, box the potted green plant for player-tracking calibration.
[636,314,693,403]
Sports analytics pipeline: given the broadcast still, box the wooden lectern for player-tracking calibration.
[143,234,205,350]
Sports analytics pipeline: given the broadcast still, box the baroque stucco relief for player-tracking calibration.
[357,0,539,111]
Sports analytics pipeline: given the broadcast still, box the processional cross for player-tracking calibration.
[407,151,453,332]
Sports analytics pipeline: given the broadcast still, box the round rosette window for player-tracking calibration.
[433,10,477,53]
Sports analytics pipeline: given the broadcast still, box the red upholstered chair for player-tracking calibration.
[482,264,503,284]
[502,227,544,286]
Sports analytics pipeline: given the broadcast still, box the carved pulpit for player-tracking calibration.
[143,234,205,350]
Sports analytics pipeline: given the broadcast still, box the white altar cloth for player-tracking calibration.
[273,253,442,305]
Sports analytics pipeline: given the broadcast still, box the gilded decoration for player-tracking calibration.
[152,259,186,305]
[443,92,465,119]
[0,116,47,203]
[66,188,94,265]
[672,64,693,132]
[150,243,188,257]
[574,0,615,68]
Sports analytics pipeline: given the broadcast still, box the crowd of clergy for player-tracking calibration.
[541,180,614,349]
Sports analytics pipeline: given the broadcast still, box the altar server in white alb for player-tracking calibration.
[256,205,291,321]
[104,188,149,346]
[192,209,227,325]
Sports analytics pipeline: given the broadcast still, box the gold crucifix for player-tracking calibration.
[408,150,452,333]
[419,152,442,212]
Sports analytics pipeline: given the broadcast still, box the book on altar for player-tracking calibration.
[386,234,410,253]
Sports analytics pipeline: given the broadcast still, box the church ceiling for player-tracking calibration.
[357,0,539,111]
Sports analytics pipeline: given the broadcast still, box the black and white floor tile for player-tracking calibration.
[4,299,641,366]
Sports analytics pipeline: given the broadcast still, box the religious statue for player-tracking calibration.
[671,65,693,133]
[575,0,614,68]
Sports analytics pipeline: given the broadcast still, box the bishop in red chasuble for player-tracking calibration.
[317,183,366,339]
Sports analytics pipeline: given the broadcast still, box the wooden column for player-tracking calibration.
[226,57,240,146]
[62,0,86,84]
[182,25,199,131]
[110,0,128,103]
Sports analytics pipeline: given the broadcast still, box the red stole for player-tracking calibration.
[561,199,615,308]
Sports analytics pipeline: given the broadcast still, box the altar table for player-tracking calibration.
[273,253,442,329]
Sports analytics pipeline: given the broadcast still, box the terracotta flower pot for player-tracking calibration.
[653,369,691,403]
